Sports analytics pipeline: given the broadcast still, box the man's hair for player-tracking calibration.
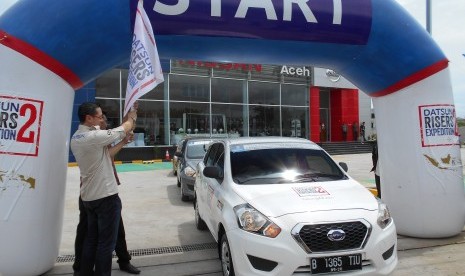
[78,102,99,123]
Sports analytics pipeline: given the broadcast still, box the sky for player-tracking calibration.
[0,0,463,116]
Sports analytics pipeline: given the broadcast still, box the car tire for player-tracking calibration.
[181,183,189,202]
[194,198,207,230]
[220,234,235,276]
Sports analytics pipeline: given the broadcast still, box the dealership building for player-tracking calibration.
[70,60,375,161]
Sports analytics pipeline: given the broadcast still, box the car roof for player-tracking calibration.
[212,137,319,148]
[186,138,214,145]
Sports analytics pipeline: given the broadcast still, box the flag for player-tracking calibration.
[124,0,164,116]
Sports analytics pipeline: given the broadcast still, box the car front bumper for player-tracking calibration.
[226,211,397,276]
[180,174,195,197]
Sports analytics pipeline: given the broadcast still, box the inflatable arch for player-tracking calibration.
[0,0,463,274]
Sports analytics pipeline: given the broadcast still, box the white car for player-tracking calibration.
[194,137,397,276]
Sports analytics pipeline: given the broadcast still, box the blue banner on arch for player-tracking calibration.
[139,0,372,45]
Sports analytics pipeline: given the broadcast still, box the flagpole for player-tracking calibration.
[426,0,432,34]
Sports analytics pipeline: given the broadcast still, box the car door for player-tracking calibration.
[196,143,220,231]
[203,143,225,238]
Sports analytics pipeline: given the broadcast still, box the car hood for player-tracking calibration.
[232,179,378,217]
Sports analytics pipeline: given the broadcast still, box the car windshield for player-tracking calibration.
[230,147,347,185]
[186,141,210,159]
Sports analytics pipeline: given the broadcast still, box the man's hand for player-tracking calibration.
[122,102,138,134]
[127,109,137,123]
[124,132,135,144]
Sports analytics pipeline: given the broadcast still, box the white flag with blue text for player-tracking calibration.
[124,0,164,116]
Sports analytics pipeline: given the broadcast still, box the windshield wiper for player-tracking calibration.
[234,176,284,184]
[289,177,317,183]
[294,172,343,181]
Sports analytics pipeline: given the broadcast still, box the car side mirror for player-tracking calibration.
[203,166,224,179]
[339,162,348,172]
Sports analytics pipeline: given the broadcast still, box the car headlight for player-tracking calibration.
[233,204,281,238]
[183,166,196,177]
[377,198,392,229]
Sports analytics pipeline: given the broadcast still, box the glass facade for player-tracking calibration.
[95,60,310,148]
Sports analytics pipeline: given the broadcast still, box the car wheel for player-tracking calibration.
[220,234,235,276]
[194,198,207,230]
[181,183,189,202]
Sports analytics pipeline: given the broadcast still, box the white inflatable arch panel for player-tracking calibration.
[0,0,463,275]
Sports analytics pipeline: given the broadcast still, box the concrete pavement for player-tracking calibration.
[43,149,465,275]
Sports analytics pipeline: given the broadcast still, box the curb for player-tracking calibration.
[68,159,173,167]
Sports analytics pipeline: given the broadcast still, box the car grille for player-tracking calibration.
[293,221,370,253]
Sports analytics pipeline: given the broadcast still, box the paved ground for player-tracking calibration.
[43,149,465,275]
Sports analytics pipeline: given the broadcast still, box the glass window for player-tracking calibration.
[169,75,209,102]
[133,101,166,145]
[211,78,244,103]
[169,102,210,143]
[95,69,121,98]
[205,143,219,166]
[248,81,280,105]
[216,151,224,171]
[249,106,280,136]
[211,104,245,137]
[186,140,211,159]
[231,148,345,185]
[281,107,308,138]
[319,87,330,108]
[213,143,225,177]
[281,84,308,106]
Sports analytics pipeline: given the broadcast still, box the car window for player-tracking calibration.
[230,147,346,185]
[186,141,210,159]
[209,143,224,183]
[213,144,224,170]
[205,143,219,166]
[216,152,224,171]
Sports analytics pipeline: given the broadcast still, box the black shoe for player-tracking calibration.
[119,263,141,274]
[73,271,80,276]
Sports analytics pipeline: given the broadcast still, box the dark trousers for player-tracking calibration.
[73,196,131,272]
[78,194,122,276]
[375,174,381,198]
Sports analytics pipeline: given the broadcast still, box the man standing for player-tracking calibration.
[370,140,381,198]
[71,102,137,276]
[360,121,366,142]
[342,123,348,141]
[72,112,140,275]
[352,122,358,141]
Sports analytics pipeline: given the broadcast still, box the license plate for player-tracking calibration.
[310,254,362,274]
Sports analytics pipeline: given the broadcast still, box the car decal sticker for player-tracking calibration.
[208,185,214,202]
[293,186,330,196]
[217,200,223,211]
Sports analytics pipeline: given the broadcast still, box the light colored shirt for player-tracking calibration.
[70,125,126,201]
